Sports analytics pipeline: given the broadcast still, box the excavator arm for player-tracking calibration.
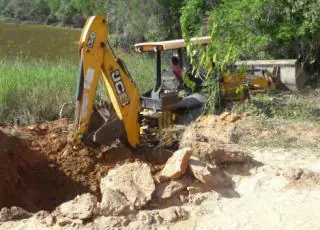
[74,16,141,147]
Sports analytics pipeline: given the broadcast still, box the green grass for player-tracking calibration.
[117,50,155,94]
[230,90,320,148]
[235,116,320,149]
[0,53,155,125]
[0,58,77,124]
[232,91,320,122]
[0,16,10,22]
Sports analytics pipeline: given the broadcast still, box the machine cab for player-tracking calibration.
[134,36,211,111]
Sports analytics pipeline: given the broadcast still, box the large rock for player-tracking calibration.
[56,193,98,220]
[159,148,193,181]
[183,142,248,165]
[212,147,248,164]
[179,113,249,165]
[100,162,155,215]
[155,174,192,199]
[188,156,215,185]
[100,188,131,216]
[188,156,230,187]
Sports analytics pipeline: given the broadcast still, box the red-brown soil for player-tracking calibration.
[0,119,137,212]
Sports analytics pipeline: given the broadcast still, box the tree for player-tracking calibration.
[2,0,32,20]
[180,0,320,113]
[29,0,50,22]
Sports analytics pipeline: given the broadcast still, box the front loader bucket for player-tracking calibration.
[236,59,309,91]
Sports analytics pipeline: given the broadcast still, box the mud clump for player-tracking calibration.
[0,119,133,212]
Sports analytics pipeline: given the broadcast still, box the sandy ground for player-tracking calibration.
[171,147,320,230]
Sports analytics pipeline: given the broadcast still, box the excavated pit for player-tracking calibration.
[0,119,173,212]
[0,127,87,212]
[0,113,253,213]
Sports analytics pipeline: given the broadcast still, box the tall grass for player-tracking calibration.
[0,58,77,124]
[0,53,155,125]
[117,51,155,94]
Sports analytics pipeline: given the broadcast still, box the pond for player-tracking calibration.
[0,22,80,62]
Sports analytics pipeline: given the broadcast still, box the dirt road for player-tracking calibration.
[172,147,320,230]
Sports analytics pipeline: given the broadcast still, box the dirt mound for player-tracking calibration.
[181,112,246,145]
[180,112,249,164]
[0,119,136,212]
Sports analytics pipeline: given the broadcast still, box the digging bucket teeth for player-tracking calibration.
[236,59,309,91]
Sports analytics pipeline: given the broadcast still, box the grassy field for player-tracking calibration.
[0,53,155,125]
[229,89,320,148]
[232,90,320,122]
[0,58,76,124]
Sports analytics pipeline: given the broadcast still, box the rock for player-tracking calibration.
[188,156,215,185]
[159,208,178,223]
[159,148,193,180]
[0,207,32,222]
[175,207,189,220]
[100,162,155,212]
[56,216,83,227]
[187,156,230,188]
[136,211,155,225]
[33,211,55,227]
[188,192,212,205]
[57,217,73,227]
[282,168,304,180]
[153,214,164,225]
[155,174,192,199]
[56,193,98,220]
[213,148,248,164]
[159,207,189,223]
[100,187,131,216]
[94,216,124,230]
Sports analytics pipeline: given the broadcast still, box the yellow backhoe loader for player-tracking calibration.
[74,16,308,147]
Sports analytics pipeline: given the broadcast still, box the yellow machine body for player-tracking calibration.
[74,16,302,148]
[74,16,140,147]
[222,71,277,100]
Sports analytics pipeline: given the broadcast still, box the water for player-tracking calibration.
[0,22,80,62]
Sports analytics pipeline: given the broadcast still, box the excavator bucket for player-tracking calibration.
[236,59,309,91]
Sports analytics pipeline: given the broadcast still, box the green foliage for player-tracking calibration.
[55,0,79,25]
[0,0,104,25]
[29,0,50,22]
[105,0,184,48]
[201,75,221,114]
[232,92,320,122]
[0,0,6,11]
[180,0,209,38]
[2,0,32,20]
[181,0,320,114]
